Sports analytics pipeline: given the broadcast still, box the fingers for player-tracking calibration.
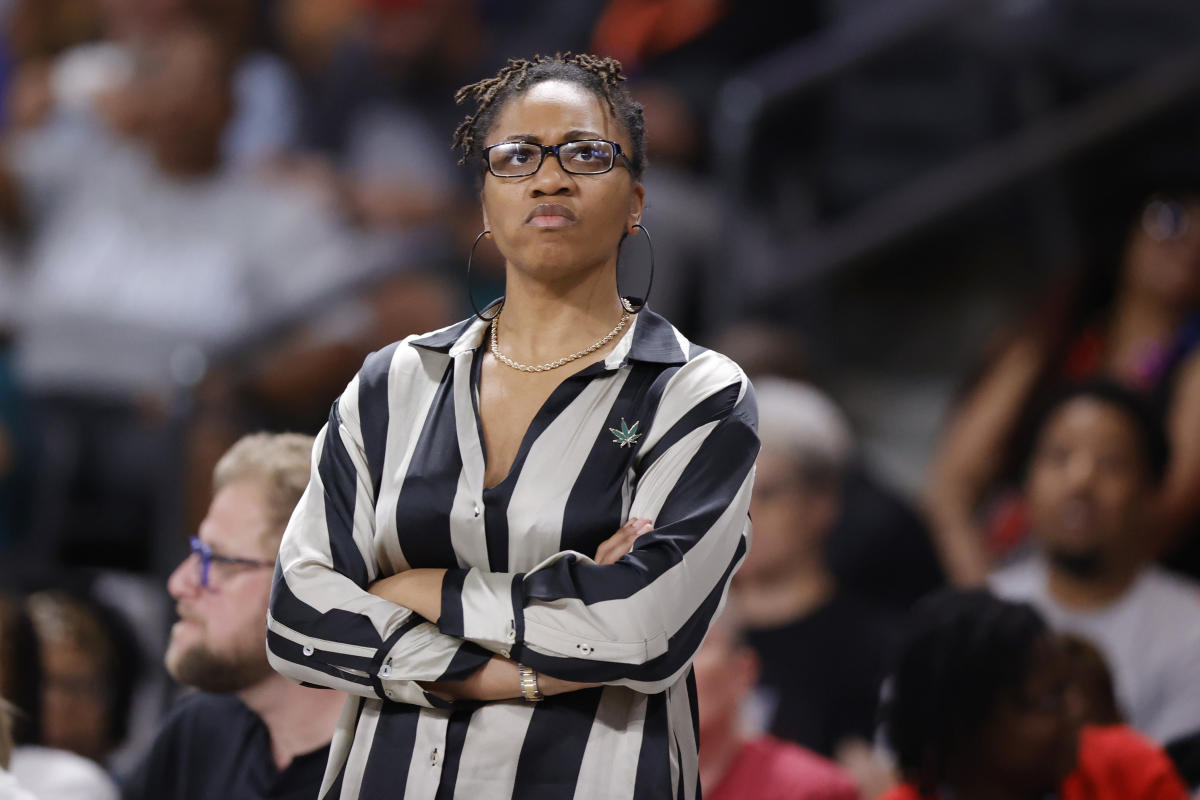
[594,517,654,565]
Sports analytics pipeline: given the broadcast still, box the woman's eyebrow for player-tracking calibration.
[499,129,605,144]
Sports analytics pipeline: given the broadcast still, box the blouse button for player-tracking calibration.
[473,504,481,518]
[380,664,392,678]
[302,646,314,657]
[576,643,594,656]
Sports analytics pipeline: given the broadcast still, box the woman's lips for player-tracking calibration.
[528,214,576,228]
[526,203,577,228]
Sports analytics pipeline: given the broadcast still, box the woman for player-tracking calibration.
[881,589,1187,800]
[267,54,758,799]
[924,191,1200,585]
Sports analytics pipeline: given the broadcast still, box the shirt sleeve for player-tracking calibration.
[437,352,759,693]
[267,347,491,708]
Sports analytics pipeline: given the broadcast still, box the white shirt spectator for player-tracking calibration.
[0,768,36,800]
[7,112,373,401]
[10,746,118,800]
[992,556,1200,744]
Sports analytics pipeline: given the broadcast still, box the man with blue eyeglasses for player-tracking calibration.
[123,433,344,800]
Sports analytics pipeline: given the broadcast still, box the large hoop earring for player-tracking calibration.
[467,229,502,320]
[617,223,655,314]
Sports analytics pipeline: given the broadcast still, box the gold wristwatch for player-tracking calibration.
[518,664,543,702]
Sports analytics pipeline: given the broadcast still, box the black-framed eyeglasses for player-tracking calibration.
[482,139,631,178]
[188,536,274,589]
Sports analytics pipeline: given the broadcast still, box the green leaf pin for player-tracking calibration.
[609,418,642,448]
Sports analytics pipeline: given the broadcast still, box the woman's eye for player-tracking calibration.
[494,145,534,166]
[568,146,601,162]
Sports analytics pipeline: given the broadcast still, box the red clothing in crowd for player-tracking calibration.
[881,725,1187,800]
[708,735,860,800]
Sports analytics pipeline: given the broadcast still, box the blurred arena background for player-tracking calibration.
[1,0,1199,792]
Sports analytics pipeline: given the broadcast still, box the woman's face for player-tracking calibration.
[1123,198,1200,309]
[479,80,644,285]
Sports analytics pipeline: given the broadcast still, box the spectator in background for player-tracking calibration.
[23,590,141,770]
[36,0,300,166]
[278,0,476,233]
[0,593,119,800]
[2,20,376,571]
[881,589,1187,800]
[990,381,1200,745]
[716,322,944,609]
[695,612,859,800]
[731,377,898,760]
[925,189,1200,585]
[124,432,343,800]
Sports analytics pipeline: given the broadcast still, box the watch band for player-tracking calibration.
[518,664,543,702]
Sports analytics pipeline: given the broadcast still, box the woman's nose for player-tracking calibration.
[529,154,572,196]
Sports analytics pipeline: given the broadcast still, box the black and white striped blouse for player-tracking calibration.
[267,307,759,800]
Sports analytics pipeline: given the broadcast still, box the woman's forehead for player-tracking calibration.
[486,80,619,145]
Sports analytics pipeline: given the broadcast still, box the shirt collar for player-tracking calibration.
[410,303,688,366]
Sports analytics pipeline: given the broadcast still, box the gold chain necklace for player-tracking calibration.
[490,310,631,373]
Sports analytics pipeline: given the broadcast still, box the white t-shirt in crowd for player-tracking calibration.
[0,767,37,800]
[6,112,377,401]
[991,556,1200,744]
[9,746,118,800]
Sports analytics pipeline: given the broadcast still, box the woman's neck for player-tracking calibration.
[1107,288,1181,373]
[495,260,627,364]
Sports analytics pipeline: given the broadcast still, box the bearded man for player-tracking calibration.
[991,380,1200,747]
[123,433,344,800]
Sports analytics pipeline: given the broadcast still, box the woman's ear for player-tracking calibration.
[628,181,645,234]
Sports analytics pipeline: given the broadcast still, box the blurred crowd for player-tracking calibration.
[0,1,1199,799]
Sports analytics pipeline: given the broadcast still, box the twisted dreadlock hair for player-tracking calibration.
[882,589,1049,794]
[452,54,647,181]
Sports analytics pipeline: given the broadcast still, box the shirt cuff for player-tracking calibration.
[438,567,524,655]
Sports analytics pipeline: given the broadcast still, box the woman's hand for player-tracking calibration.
[366,518,653,618]
[367,569,447,623]
[378,519,653,703]
[594,518,654,565]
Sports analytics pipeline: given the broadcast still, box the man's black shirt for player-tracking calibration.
[746,591,898,757]
[122,692,329,800]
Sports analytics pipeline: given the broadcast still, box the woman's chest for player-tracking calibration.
[376,359,662,571]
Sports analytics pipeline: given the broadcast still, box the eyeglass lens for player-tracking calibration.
[488,140,616,177]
